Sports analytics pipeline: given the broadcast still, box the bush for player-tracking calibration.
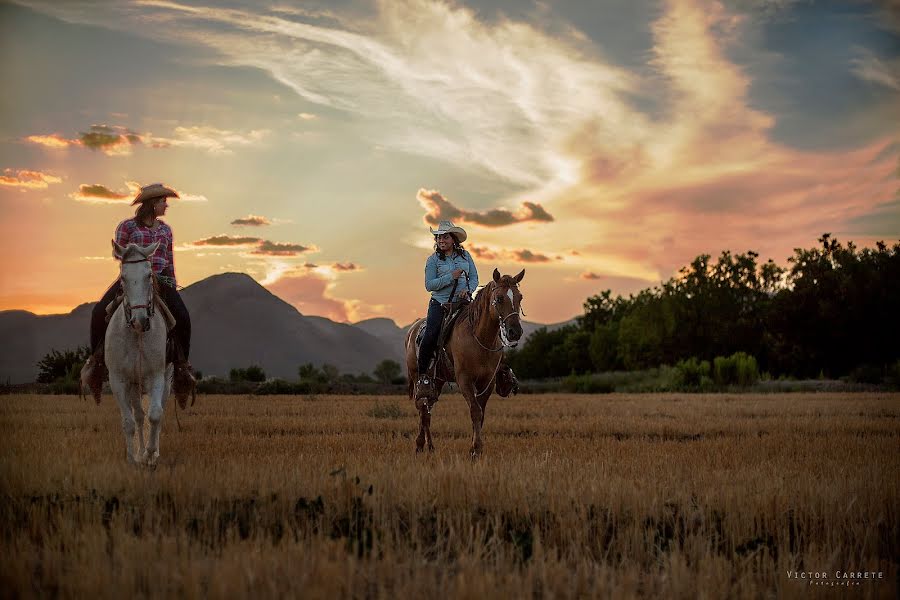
[673,357,711,390]
[367,401,404,419]
[230,365,266,383]
[713,352,759,387]
[255,379,300,395]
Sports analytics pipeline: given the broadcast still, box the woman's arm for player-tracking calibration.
[424,255,451,292]
[466,252,479,292]
[166,227,176,283]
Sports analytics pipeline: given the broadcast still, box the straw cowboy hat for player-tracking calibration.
[131,183,179,205]
[429,220,467,243]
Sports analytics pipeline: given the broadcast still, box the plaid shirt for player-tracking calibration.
[114,218,176,286]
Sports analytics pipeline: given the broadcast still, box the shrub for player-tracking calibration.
[673,357,711,390]
[367,401,404,419]
[713,352,759,387]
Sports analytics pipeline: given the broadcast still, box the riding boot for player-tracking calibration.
[80,346,107,404]
[415,365,436,401]
[172,359,196,409]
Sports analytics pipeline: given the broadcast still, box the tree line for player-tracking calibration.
[507,235,900,383]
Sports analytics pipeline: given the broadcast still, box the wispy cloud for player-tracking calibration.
[25,124,267,156]
[417,188,554,228]
[849,46,900,91]
[0,169,62,190]
[231,214,272,226]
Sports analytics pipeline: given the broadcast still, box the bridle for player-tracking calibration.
[470,282,523,352]
[120,257,156,324]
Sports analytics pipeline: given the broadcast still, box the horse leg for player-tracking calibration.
[145,373,167,467]
[109,377,137,464]
[458,376,483,459]
[415,407,428,453]
[131,392,146,463]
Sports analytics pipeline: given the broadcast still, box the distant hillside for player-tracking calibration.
[0,272,570,383]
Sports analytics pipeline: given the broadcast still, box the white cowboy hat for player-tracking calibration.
[429,220,467,243]
[131,183,179,205]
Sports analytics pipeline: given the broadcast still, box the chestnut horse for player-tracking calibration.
[404,268,525,458]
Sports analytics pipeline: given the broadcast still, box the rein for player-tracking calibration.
[119,257,156,319]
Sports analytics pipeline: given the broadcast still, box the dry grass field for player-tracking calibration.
[1,392,897,599]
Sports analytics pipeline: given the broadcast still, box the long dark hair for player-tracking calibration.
[434,234,466,260]
[134,199,157,225]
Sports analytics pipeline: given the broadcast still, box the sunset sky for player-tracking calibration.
[1,0,897,324]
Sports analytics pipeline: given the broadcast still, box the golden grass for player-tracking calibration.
[1,392,897,599]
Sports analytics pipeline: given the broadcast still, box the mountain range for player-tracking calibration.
[0,273,574,383]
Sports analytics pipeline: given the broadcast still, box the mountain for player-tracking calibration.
[0,273,403,383]
[0,273,571,383]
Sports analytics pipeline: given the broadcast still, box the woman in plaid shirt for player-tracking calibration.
[82,183,195,403]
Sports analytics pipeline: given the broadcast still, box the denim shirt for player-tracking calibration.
[424,251,479,303]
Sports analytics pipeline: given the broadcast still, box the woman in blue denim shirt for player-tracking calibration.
[416,220,479,394]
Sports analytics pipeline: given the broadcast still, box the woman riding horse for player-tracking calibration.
[415,220,479,399]
[82,183,195,403]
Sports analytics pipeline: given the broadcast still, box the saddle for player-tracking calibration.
[416,300,472,364]
[105,293,179,362]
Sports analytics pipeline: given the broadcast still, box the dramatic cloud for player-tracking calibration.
[417,189,554,228]
[231,214,272,226]
[0,169,62,190]
[580,272,603,280]
[251,241,315,256]
[69,184,130,203]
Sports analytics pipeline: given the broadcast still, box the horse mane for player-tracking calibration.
[467,281,494,327]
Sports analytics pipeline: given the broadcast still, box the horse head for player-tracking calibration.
[112,239,160,332]
[490,268,525,347]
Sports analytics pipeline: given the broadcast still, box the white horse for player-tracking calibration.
[107,240,173,465]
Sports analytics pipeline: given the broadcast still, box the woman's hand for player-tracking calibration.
[452,268,463,279]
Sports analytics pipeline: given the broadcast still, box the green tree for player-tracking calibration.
[373,359,403,384]
[36,347,90,383]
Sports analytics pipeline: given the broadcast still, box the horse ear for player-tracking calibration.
[144,241,161,257]
[514,269,525,283]
[111,239,125,260]
[493,268,501,283]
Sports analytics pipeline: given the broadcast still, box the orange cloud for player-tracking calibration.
[24,134,76,149]
[0,169,62,189]
[417,188,553,228]
[231,214,272,226]
[251,241,315,256]
[69,184,130,203]
[581,272,602,280]
[195,235,262,246]
[469,244,560,263]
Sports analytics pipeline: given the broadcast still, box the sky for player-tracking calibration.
[1,0,897,324]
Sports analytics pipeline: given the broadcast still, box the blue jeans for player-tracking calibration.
[417,298,444,374]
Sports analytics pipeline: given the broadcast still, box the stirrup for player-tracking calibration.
[415,374,435,400]
[173,361,196,409]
